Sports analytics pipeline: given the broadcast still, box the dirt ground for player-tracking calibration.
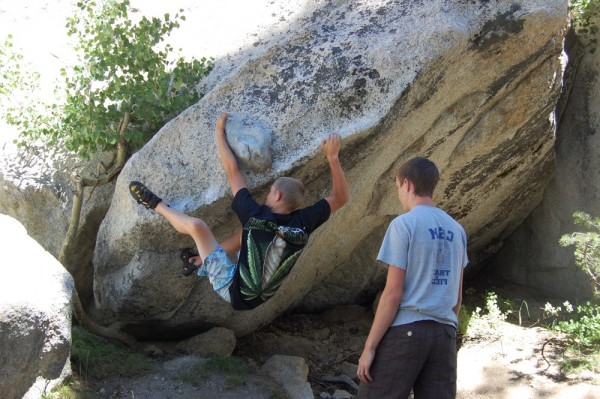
[73,277,600,399]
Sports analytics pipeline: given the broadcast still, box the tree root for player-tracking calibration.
[62,118,139,349]
[71,289,141,349]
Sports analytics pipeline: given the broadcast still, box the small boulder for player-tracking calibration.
[0,215,74,399]
[225,113,273,171]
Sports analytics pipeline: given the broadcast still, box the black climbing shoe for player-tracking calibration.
[180,248,200,277]
[129,181,162,210]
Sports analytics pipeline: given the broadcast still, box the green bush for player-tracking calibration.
[2,0,212,158]
[560,211,600,296]
[555,302,600,347]
[540,211,600,372]
[569,0,600,52]
[542,300,600,373]
[460,291,509,338]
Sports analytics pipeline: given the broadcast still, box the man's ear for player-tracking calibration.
[405,179,414,193]
[275,189,283,201]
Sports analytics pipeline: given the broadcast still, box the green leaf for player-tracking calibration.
[1,0,213,157]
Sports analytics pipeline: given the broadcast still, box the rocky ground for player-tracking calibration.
[67,277,600,399]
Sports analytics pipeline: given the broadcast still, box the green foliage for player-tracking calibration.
[558,304,600,347]
[204,355,249,375]
[499,297,531,326]
[457,304,472,336]
[540,213,600,373]
[547,301,600,347]
[0,35,51,134]
[3,0,212,158]
[461,291,509,338]
[71,326,153,379]
[560,353,600,374]
[542,301,600,373]
[482,292,506,325]
[41,377,98,399]
[560,211,600,295]
[569,0,600,52]
[0,35,28,97]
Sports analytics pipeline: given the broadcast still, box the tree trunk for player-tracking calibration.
[60,113,138,347]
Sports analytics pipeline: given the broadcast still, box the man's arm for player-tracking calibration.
[357,265,404,384]
[322,133,349,213]
[220,229,242,256]
[216,112,247,196]
[452,267,464,316]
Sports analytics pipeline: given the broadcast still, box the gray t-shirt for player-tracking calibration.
[377,205,468,328]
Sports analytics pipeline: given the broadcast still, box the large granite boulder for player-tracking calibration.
[93,0,568,336]
[489,18,600,300]
[0,215,74,399]
[0,140,115,307]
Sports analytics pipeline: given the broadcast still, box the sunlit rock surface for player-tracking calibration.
[92,0,568,337]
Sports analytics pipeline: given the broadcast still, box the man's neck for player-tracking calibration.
[406,195,435,211]
[268,203,293,215]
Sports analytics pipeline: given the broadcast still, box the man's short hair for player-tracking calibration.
[396,157,439,197]
[273,177,305,211]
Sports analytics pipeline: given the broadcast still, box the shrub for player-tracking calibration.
[569,0,600,52]
[461,291,509,338]
[2,0,212,158]
[560,211,600,296]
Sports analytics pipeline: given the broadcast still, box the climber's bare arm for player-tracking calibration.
[216,112,247,196]
[322,133,349,213]
[221,229,242,256]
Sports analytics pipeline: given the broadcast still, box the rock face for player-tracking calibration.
[0,215,74,399]
[93,0,568,337]
[489,19,600,300]
[0,143,115,306]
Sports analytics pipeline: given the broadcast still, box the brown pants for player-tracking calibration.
[357,320,457,399]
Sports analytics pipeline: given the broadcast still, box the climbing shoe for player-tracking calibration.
[129,181,162,210]
[180,248,201,277]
